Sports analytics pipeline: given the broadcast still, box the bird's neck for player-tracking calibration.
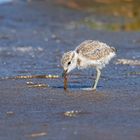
[73,51,81,68]
[73,51,78,60]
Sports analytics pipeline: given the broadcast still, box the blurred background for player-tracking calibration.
[56,0,140,31]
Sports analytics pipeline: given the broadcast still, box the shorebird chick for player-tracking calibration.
[61,40,116,90]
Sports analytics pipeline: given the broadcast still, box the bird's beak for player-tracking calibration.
[62,69,68,77]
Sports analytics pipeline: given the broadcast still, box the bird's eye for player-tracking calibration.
[68,61,71,65]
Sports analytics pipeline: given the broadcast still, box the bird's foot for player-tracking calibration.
[92,88,96,91]
[81,87,96,91]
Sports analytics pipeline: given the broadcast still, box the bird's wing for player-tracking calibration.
[75,40,114,60]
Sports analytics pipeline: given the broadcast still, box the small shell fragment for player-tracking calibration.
[29,132,47,137]
[28,83,49,88]
[26,81,34,85]
[64,110,81,117]
[116,59,140,66]
[6,111,15,115]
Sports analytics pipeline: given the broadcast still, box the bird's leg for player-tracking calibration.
[92,68,101,90]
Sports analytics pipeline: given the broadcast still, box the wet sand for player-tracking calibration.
[0,79,140,140]
[0,0,140,140]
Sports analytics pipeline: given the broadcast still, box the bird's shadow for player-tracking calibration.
[52,85,102,91]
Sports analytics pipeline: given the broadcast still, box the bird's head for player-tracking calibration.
[61,51,77,76]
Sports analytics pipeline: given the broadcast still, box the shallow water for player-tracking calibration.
[0,0,12,4]
[0,0,139,90]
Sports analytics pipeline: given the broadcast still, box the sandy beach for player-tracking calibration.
[0,0,140,139]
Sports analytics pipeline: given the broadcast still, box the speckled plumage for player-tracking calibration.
[76,40,116,60]
[61,40,116,90]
